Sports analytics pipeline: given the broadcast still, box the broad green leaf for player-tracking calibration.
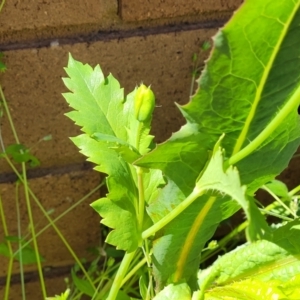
[204,277,300,300]
[153,283,191,300]
[135,0,300,291]
[63,55,163,251]
[148,144,267,291]
[199,220,300,298]
[137,0,300,194]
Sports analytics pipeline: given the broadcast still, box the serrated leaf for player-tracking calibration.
[92,132,141,163]
[200,220,300,298]
[195,142,269,241]
[63,55,162,251]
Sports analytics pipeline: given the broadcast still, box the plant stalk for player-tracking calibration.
[4,155,96,291]
[142,187,203,239]
[21,162,47,298]
[107,250,136,300]
[0,193,13,300]
[227,85,300,166]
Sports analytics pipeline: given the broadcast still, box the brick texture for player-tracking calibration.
[120,0,243,22]
[0,0,119,44]
[0,28,215,172]
[0,169,101,276]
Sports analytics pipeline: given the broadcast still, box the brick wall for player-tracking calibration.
[0,0,247,298]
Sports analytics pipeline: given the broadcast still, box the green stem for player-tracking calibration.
[142,187,203,239]
[262,185,297,218]
[289,184,300,197]
[226,85,300,167]
[21,162,47,298]
[121,256,147,287]
[15,184,26,300]
[0,0,5,12]
[4,155,96,291]
[0,193,13,300]
[0,85,20,144]
[143,240,153,300]
[14,182,103,255]
[107,250,136,300]
[136,167,145,234]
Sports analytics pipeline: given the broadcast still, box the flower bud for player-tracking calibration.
[134,84,155,122]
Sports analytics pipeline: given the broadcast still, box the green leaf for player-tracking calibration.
[263,180,291,199]
[71,269,95,297]
[139,274,148,300]
[5,144,40,167]
[0,52,6,72]
[92,132,141,163]
[63,55,162,251]
[147,144,267,290]
[4,244,45,264]
[200,220,300,298]
[137,0,300,193]
[135,0,300,291]
[46,289,70,300]
[204,277,300,300]
[153,283,191,300]
[195,141,269,241]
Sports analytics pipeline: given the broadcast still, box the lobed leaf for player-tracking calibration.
[63,55,162,251]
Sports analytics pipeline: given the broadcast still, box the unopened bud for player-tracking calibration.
[134,84,155,122]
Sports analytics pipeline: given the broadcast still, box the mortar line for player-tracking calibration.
[0,162,94,183]
[0,19,227,51]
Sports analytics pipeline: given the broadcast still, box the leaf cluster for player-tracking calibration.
[62,0,300,298]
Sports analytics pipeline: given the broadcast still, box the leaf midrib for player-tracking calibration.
[232,3,300,156]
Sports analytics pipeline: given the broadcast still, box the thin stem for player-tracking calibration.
[143,240,153,300]
[14,182,104,255]
[0,123,5,152]
[121,256,147,287]
[4,155,96,291]
[259,208,293,221]
[226,85,300,167]
[262,185,297,218]
[0,85,20,144]
[0,193,14,300]
[289,184,300,197]
[142,187,203,239]
[0,0,5,12]
[15,183,26,300]
[21,162,47,298]
[107,250,136,300]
